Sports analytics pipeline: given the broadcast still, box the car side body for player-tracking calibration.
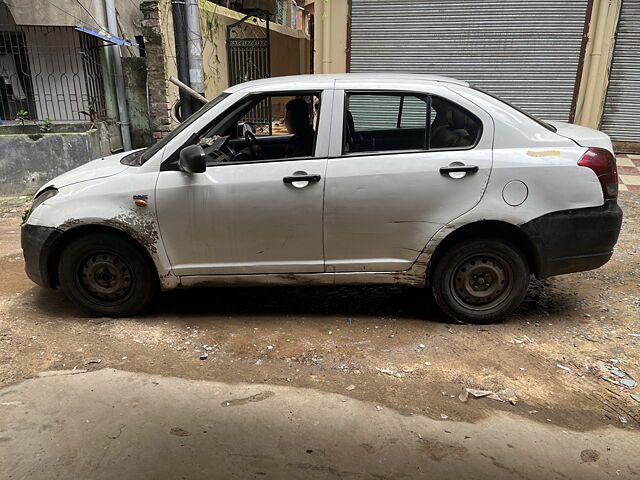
[21,74,623,323]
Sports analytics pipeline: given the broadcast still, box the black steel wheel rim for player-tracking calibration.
[449,251,514,311]
[76,252,135,304]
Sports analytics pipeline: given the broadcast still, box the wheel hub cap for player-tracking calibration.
[80,254,133,301]
[451,254,512,311]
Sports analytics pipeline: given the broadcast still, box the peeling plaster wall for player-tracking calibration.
[0,123,110,196]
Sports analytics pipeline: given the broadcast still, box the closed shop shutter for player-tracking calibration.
[600,0,640,144]
[349,0,589,122]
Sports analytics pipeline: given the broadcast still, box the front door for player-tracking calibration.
[323,88,494,273]
[156,91,330,276]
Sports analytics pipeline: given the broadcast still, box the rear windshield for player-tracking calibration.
[472,87,557,133]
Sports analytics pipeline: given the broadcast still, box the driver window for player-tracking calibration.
[196,92,321,165]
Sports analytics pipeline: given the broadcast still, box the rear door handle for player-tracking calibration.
[283,174,321,184]
[439,165,479,175]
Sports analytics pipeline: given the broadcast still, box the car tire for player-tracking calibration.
[58,232,157,317]
[431,237,530,324]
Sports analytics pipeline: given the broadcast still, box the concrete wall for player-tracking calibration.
[0,122,111,196]
[572,0,621,130]
[122,57,153,148]
[3,0,142,46]
[195,2,311,99]
[313,0,348,74]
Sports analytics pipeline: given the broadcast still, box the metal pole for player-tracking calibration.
[171,0,193,119]
[92,0,120,149]
[186,0,205,111]
[169,76,208,104]
[105,0,132,150]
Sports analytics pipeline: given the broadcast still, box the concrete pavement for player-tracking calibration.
[1,369,638,479]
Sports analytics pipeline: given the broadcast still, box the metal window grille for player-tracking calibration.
[274,0,287,26]
[0,24,106,122]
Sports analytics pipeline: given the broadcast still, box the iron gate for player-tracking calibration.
[226,10,271,133]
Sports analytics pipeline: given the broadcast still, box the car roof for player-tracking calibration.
[224,73,469,93]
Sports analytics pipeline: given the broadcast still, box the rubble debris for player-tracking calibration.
[619,378,636,389]
[458,388,518,404]
[375,367,413,378]
[587,361,637,389]
[619,416,628,424]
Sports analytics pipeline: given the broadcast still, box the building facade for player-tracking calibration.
[314,0,639,152]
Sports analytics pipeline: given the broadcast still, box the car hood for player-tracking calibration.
[36,150,136,194]
[548,121,614,152]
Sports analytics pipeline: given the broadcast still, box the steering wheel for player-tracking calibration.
[244,130,260,159]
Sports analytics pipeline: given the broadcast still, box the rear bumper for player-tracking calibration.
[21,224,62,288]
[521,201,623,278]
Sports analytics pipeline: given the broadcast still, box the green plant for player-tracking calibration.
[21,207,30,225]
[16,109,29,125]
[38,118,53,133]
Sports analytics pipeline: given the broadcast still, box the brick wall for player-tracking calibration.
[140,0,172,140]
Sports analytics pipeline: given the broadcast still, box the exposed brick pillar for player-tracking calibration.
[140,0,172,140]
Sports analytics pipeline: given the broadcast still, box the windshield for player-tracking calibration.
[472,87,557,132]
[126,92,230,165]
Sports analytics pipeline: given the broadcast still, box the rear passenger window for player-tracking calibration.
[343,92,481,155]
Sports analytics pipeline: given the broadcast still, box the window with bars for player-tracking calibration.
[0,25,106,122]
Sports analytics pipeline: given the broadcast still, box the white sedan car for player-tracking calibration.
[21,74,622,323]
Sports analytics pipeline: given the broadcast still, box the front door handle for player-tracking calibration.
[439,165,479,175]
[283,174,321,184]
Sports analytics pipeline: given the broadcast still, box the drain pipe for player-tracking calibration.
[92,0,119,150]
[186,0,205,111]
[105,0,132,151]
[171,0,193,119]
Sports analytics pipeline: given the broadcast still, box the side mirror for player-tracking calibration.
[179,145,206,174]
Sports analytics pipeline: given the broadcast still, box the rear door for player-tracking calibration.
[323,85,494,273]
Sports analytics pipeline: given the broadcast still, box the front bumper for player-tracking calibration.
[521,201,623,278]
[21,224,62,288]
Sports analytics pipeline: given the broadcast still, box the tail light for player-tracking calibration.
[578,148,618,199]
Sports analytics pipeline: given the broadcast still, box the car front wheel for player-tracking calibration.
[58,232,157,317]
[431,238,530,324]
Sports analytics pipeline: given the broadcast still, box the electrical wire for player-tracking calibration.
[73,0,102,30]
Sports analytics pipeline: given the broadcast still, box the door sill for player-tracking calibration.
[178,271,425,288]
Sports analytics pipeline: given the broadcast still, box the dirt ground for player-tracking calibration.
[0,192,638,436]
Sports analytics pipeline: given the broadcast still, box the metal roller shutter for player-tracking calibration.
[600,0,640,144]
[350,0,589,121]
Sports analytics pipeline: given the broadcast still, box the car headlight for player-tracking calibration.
[26,187,58,221]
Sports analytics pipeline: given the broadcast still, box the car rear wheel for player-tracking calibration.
[431,238,529,324]
[58,233,157,317]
